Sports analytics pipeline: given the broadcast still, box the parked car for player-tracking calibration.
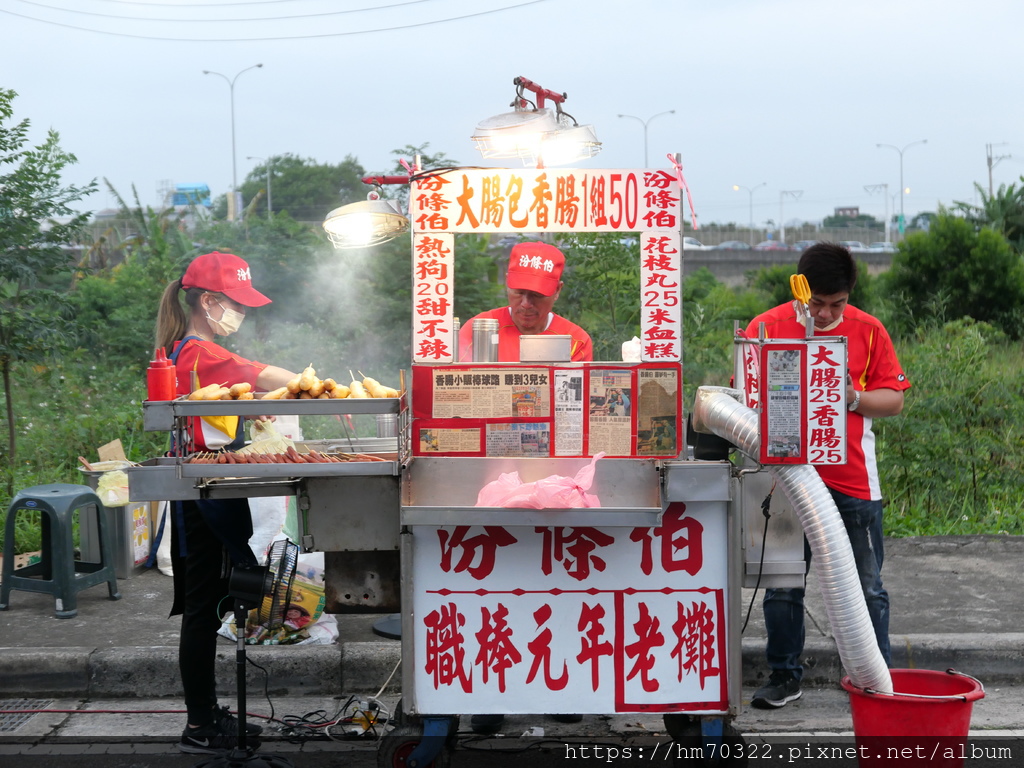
[683,236,713,251]
[714,240,752,250]
[753,240,794,251]
[794,240,817,252]
[839,240,870,253]
[868,241,898,253]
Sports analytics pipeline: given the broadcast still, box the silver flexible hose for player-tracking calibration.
[693,387,892,692]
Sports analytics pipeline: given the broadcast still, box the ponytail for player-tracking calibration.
[155,279,187,355]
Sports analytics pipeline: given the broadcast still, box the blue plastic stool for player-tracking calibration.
[0,483,121,618]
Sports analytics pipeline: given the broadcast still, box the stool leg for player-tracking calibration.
[99,505,122,602]
[53,507,78,619]
[0,503,17,610]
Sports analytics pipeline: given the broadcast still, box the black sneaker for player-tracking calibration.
[751,671,802,709]
[213,703,263,737]
[179,719,254,755]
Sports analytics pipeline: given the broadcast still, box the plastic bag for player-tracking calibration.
[621,336,642,362]
[475,453,605,509]
[96,470,130,506]
[218,552,338,645]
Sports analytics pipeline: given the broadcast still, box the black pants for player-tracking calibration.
[170,498,256,726]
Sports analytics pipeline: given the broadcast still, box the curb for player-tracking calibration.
[4,633,1022,699]
[741,633,1024,686]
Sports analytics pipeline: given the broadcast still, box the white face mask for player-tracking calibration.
[207,301,245,336]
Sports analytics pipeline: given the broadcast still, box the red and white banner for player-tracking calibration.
[409,502,729,714]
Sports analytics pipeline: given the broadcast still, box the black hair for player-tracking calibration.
[797,241,857,295]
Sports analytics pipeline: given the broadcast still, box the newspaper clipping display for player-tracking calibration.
[486,423,551,457]
[636,367,679,456]
[418,427,480,454]
[764,347,803,459]
[588,369,634,455]
[429,369,550,419]
[553,369,585,456]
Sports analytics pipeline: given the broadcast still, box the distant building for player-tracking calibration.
[170,184,212,208]
[834,206,860,218]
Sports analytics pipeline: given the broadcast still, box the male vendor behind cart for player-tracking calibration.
[459,241,593,362]
[463,240,590,734]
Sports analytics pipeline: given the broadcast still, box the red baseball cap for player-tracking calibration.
[181,251,271,307]
[506,242,565,297]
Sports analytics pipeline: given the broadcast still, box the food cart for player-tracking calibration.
[381,164,759,766]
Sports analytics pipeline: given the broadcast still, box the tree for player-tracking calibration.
[0,88,95,485]
[879,211,1024,339]
[952,179,1024,252]
[821,212,882,230]
[231,153,368,221]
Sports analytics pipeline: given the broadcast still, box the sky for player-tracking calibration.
[2,0,1022,231]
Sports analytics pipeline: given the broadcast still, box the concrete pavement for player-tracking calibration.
[1,535,1022,751]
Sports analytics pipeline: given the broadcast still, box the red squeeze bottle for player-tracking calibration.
[147,347,177,401]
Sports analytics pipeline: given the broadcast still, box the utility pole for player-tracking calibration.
[779,190,802,245]
[876,140,927,238]
[864,183,890,243]
[733,183,767,245]
[986,143,1011,197]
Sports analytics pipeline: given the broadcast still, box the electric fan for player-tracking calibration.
[194,538,300,768]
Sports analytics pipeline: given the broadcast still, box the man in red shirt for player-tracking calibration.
[745,242,910,710]
[459,241,593,362]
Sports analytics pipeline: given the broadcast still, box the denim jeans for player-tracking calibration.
[762,488,891,681]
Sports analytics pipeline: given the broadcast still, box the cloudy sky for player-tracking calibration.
[2,0,1021,229]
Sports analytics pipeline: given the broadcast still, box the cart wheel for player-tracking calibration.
[663,715,747,766]
[378,724,452,768]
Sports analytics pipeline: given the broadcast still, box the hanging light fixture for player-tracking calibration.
[322,184,410,249]
[472,76,601,167]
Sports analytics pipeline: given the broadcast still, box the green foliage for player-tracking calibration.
[0,356,167,554]
[234,153,368,221]
[951,178,1024,252]
[557,233,642,360]
[878,319,1024,537]
[821,213,882,230]
[879,211,1024,338]
[0,88,96,489]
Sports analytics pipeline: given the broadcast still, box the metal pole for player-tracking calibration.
[864,183,889,242]
[779,190,802,245]
[733,183,766,245]
[617,110,675,167]
[204,63,263,220]
[876,140,926,236]
[986,142,1011,197]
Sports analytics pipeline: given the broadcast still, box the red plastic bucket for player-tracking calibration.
[841,668,985,767]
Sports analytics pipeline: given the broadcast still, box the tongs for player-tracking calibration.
[790,273,814,337]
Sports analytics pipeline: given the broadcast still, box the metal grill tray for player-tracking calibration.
[143,395,401,432]
[178,453,399,478]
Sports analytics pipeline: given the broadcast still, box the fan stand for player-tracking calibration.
[192,599,294,768]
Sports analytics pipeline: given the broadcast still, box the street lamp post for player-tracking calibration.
[246,155,272,217]
[876,139,926,236]
[733,182,766,245]
[203,63,264,220]
[617,110,675,167]
[779,190,802,245]
[864,183,890,242]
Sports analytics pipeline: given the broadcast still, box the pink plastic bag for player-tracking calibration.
[475,453,605,509]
